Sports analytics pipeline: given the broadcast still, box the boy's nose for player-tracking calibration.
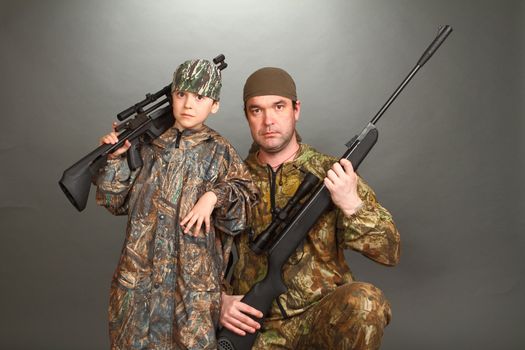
[183,96,193,108]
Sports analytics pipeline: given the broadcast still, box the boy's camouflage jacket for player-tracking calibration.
[96,124,258,349]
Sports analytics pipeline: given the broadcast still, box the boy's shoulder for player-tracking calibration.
[201,125,235,148]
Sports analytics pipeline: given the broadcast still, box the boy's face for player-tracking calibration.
[172,91,219,131]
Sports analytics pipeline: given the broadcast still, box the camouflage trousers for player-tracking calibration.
[252,282,392,350]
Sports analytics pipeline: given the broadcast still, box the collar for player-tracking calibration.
[152,124,214,149]
[246,143,313,175]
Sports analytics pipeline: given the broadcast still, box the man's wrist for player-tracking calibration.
[341,199,364,217]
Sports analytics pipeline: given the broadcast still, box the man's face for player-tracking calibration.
[172,91,219,131]
[245,95,300,154]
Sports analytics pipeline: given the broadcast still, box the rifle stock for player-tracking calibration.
[59,106,173,211]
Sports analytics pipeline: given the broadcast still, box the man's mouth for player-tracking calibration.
[263,131,278,137]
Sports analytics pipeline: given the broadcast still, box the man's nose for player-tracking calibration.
[263,110,276,125]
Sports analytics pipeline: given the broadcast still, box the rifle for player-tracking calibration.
[217,26,453,350]
[59,55,228,211]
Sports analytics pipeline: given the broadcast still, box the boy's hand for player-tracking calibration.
[99,122,131,159]
[180,191,218,236]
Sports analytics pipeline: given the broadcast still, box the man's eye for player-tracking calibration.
[250,108,260,114]
[276,104,284,110]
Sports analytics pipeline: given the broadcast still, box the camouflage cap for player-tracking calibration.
[243,67,297,103]
[172,59,222,101]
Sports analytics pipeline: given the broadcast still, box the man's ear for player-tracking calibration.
[293,100,301,121]
[211,101,220,114]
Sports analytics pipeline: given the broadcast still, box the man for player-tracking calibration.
[220,67,401,349]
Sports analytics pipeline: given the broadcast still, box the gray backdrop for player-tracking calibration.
[1,0,523,349]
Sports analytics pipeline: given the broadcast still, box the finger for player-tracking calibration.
[326,169,341,185]
[222,321,247,336]
[228,312,260,334]
[237,302,264,319]
[204,216,210,234]
[227,316,258,334]
[223,305,260,333]
[184,213,197,233]
[116,140,131,155]
[103,135,115,144]
[332,162,346,177]
[340,158,355,175]
[186,214,198,234]
[106,132,117,144]
[180,211,192,226]
[184,216,196,234]
[193,216,204,236]
[114,146,129,156]
[112,122,118,131]
[118,140,131,151]
[324,177,335,192]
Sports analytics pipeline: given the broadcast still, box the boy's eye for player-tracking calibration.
[196,94,204,101]
[176,91,185,98]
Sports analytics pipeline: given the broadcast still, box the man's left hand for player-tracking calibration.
[324,158,363,217]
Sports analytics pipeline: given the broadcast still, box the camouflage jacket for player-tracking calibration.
[231,143,400,320]
[95,125,258,348]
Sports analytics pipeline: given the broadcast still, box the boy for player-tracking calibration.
[96,59,258,349]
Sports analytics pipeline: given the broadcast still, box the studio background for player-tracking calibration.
[1,1,523,349]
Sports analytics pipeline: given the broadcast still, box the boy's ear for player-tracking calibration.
[210,101,220,114]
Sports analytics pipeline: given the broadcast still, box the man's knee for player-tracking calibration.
[294,283,392,349]
[330,282,392,327]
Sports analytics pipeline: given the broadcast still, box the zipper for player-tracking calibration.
[267,164,282,219]
[175,129,183,148]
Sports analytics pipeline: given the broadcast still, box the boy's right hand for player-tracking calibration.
[99,122,131,159]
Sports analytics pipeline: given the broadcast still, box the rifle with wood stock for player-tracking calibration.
[217,25,453,350]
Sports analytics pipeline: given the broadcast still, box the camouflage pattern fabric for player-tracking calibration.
[96,124,258,350]
[172,59,222,101]
[231,143,400,348]
[253,282,391,349]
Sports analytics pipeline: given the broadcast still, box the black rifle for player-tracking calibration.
[59,55,227,211]
[217,26,453,350]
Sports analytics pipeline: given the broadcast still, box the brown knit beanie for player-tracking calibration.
[243,67,297,103]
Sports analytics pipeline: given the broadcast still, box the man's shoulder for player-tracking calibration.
[299,143,336,162]
[296,143,337,177]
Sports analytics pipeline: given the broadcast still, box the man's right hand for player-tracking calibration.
[99,122,131,159]
[220,293,264,336]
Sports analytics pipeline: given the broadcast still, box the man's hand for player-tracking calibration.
[99,122,131,159]
[220,293,263,336]
[324,158,363,217]
[180,191,217,236]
